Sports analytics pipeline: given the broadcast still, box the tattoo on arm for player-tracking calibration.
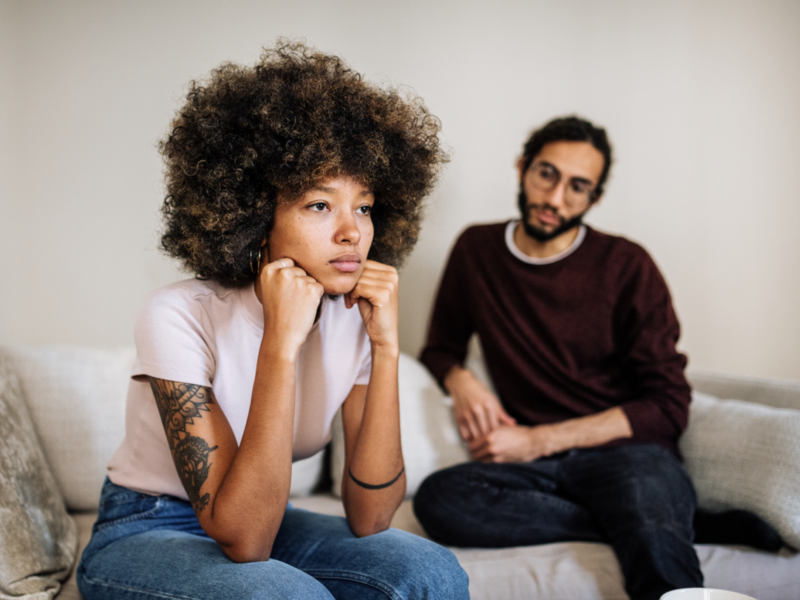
[149,379,218,513]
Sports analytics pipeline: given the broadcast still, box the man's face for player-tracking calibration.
[517,141,605,242]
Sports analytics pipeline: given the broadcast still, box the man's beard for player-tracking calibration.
[517,187,586,243]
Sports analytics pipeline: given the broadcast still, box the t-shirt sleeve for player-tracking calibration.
[131,287,216,387]
[419,231,475,388]
[615,249,691,443]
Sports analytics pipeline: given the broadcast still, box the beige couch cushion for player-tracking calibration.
[680,391,800,549]
[0,345,135,511]
[0,358,77,599]
[290,494,800,600]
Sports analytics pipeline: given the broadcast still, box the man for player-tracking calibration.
[414,116,779,600]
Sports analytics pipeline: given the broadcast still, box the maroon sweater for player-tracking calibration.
[420,222,692,457]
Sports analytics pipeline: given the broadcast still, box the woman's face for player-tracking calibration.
[268,175,375,295]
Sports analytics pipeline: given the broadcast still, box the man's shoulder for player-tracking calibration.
[453,220,510,251]
[583,227,669,294]
[584,226,654,264]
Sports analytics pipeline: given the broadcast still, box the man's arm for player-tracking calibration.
[612,249,692,444]
[468,407,632,463]
[421,232,515,440]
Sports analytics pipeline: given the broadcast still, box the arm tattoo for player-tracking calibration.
[149,379,218,512]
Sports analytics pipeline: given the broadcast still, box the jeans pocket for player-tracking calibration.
[94,479,163,532]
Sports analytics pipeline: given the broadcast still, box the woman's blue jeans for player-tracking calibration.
[414,443,703,600]
[78,479,469,600]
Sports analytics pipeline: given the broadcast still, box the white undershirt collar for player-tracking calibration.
[505,220,587,265]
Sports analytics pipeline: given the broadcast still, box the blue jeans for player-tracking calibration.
[413,443,702,600]
[78,479,469,600]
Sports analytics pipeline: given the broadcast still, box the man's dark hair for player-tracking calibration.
[520,116,613,198]
[158,40,447,287]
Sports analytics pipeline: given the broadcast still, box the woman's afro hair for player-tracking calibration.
[158,40,448,287]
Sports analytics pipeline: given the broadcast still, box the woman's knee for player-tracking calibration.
[78,530,334,600]
[369,529,469,599]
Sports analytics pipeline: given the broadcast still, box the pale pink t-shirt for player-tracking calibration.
[107,278,371,500]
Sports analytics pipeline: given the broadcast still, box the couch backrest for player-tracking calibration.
[688,370,800,410]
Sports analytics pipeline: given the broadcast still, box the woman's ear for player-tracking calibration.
[261,237,270,264]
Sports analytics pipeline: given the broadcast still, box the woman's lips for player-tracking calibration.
[330,255,361,273]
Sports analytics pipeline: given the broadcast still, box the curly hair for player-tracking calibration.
[158,41,447,287]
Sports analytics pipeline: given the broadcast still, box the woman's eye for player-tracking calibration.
[310,202,327,211]
[358,205,372,215]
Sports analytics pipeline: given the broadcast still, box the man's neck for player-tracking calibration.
[513,222,582,259]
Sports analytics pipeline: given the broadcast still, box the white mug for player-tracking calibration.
[660,589,756,600]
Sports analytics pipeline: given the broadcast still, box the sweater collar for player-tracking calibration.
[505,220,587,265]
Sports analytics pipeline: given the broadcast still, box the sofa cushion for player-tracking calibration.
[331,352,470,497]
[290,494,800,600]
[0,357,77,599]
[680,391,800,549]
[0,345,135,512]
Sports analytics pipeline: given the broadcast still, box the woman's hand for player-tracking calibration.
[345,260,399,352]
[259,257,324,358]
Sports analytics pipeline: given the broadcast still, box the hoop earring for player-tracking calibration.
[249,248,263,274]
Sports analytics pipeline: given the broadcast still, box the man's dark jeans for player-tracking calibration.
[413,443,703,600]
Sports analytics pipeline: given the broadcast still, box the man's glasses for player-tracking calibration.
[526,162,597,207]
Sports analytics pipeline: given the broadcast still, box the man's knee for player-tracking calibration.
[413,464,477,540]
[583,445,697,538]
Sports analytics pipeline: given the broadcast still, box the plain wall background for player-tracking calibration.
[2,0,799,381]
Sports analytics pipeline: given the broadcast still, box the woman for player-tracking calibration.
[77,42,467,600]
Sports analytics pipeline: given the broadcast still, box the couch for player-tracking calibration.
[1,343,799,600]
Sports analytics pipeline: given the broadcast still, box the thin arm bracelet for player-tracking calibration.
[348,466,405,490]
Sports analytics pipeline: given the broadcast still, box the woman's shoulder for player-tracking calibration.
[135,278,250,343]
[140,279,242,319]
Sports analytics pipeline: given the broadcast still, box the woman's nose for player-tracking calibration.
[335,212,361,244]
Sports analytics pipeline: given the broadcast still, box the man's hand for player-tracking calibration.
[444,366,516,441]
[468,424,557,463]
[469,407,635,463]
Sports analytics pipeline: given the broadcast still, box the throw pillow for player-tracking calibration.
[0,345,135,511]
[0,357,78,600]
[680,391,800,549]
[331,352,469,498]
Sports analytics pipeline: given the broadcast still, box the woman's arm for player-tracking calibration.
[150,258,323,563]
[340,261,405,536]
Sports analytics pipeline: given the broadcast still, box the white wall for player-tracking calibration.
[2,0,799,381]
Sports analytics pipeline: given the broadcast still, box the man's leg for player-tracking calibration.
[561,444,703,600]
[413,460,604,547]
[271,508,470,600]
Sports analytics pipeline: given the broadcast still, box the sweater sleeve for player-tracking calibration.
[615,251,692,444]
[419,233,475,389]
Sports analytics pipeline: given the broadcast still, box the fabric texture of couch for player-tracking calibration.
[1,343,800,600]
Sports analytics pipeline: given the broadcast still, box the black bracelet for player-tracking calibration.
[348,466,405,490]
